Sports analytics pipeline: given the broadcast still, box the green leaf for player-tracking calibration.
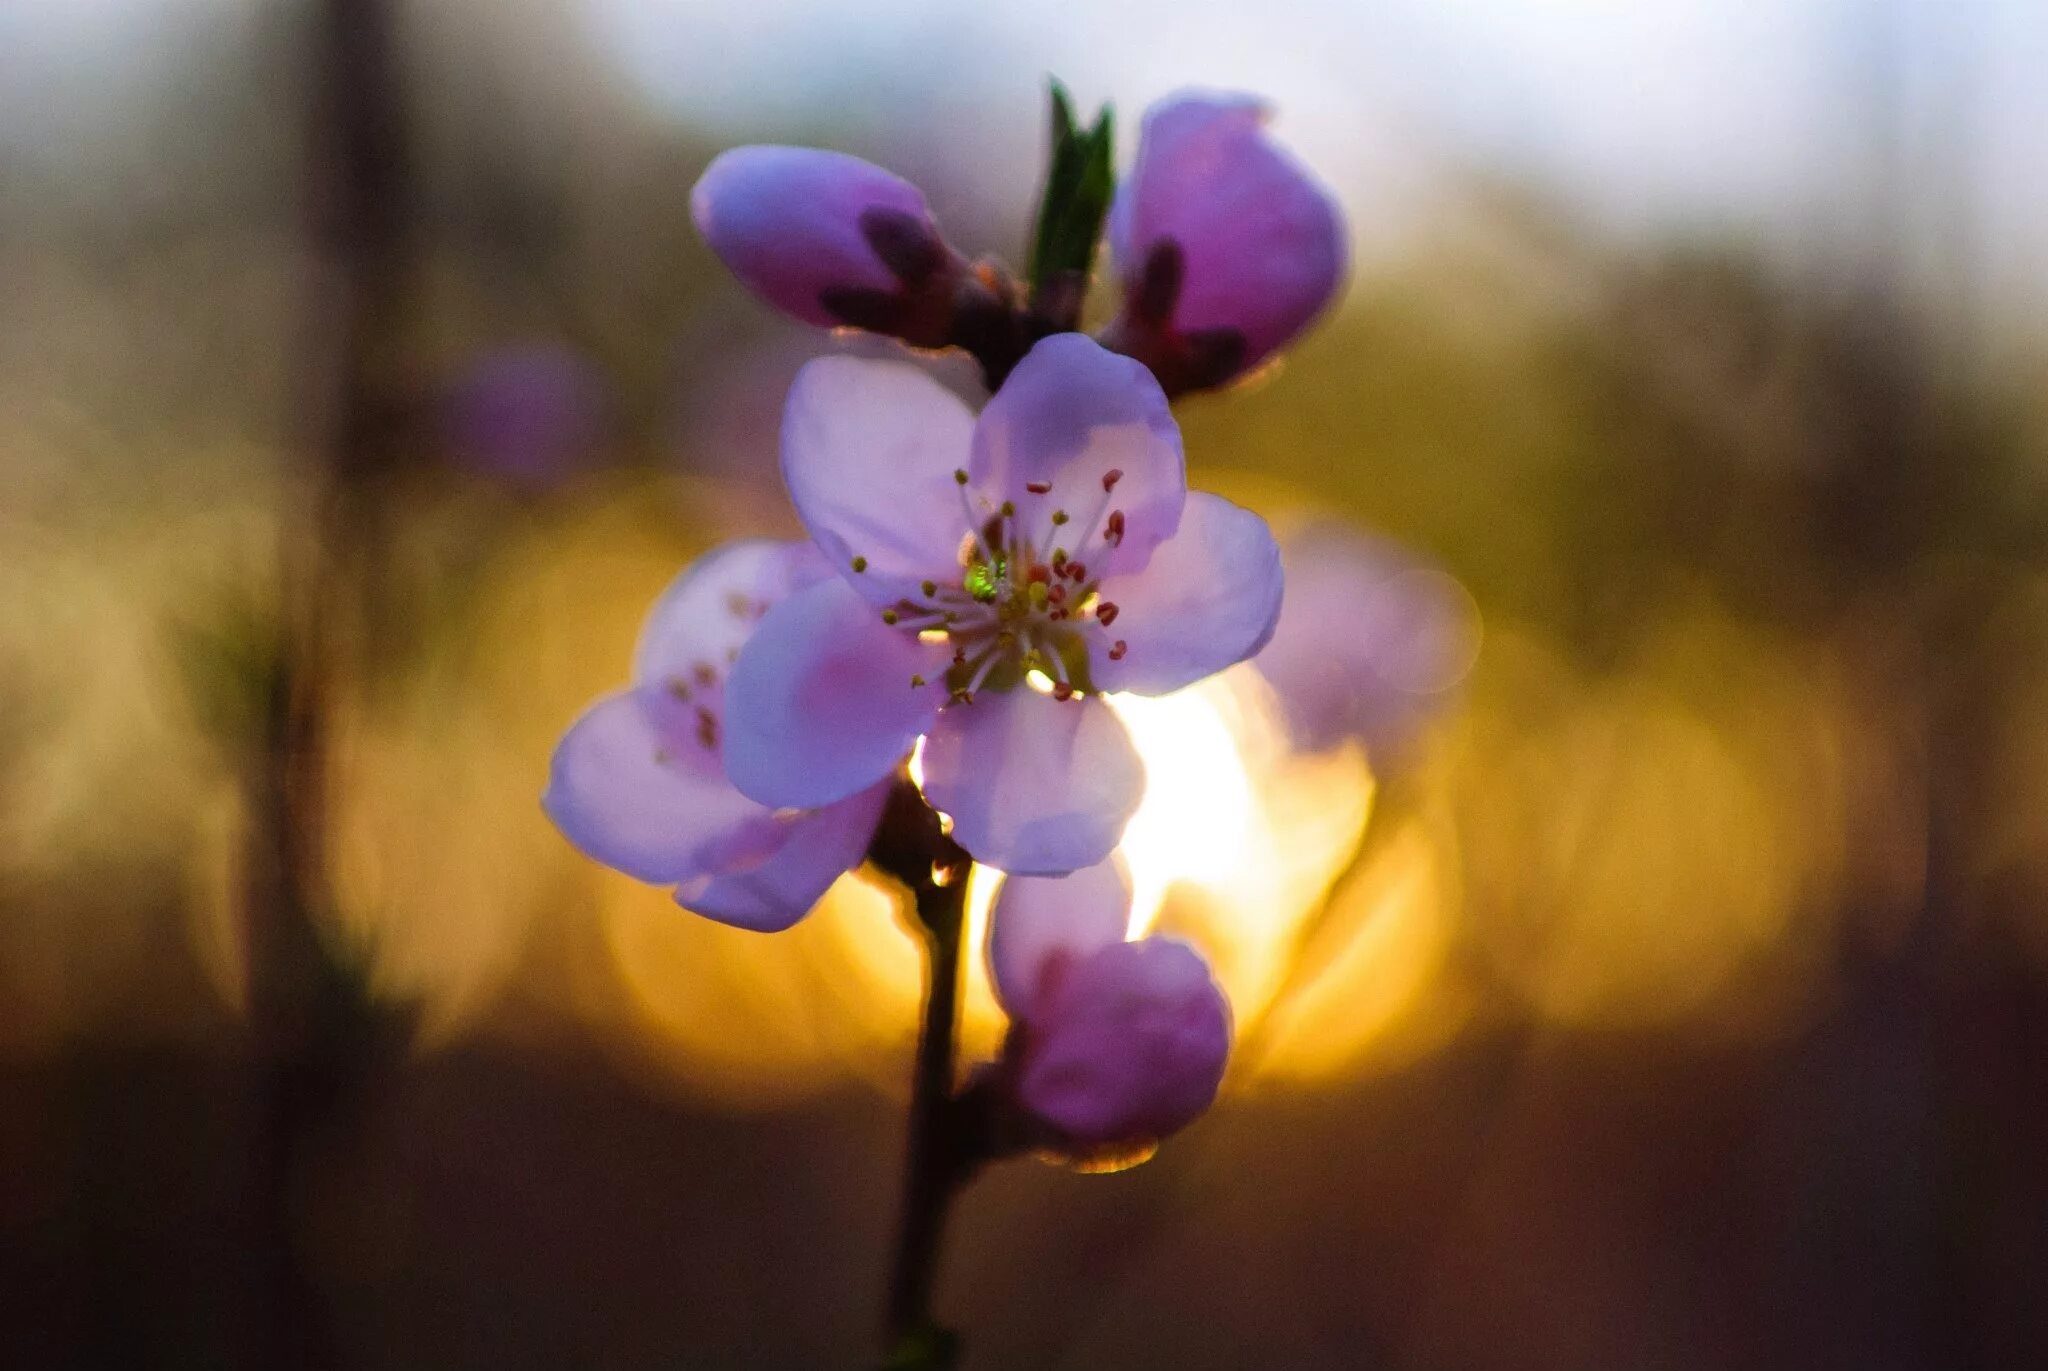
[1027,78,1116,306]
[1048,79,1076,151]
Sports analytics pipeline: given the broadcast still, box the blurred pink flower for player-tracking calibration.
[544,539,890,931]
[1104,91,1347,390]
[445,343,609,487]
[1253,523,1480,763]
[721,333,1284,875]
[989,855,1231,1152]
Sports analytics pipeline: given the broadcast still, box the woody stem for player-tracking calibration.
[884,868,969,1359]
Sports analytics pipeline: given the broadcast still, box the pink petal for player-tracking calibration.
[546,538,888,931]
[1015,936,1232,1149]
[722,578,949,810]
[543,690,782,886]
[919,689,1143,876]
[967,334,1185,577]
[988,853,1133,1018]
[676,780,892,932]
[1088,492,1285,697]
[633,538,832,693]
[782,355,980,607]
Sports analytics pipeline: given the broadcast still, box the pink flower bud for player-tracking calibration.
[1013,936,1231,1152]
[1106,92,1346,391]
[691,146,962,343]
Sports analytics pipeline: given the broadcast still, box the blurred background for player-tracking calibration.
[4,1,2046,1367]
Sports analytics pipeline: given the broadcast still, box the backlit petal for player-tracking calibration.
[782,355,979,606]
[543,690,782,886]
[968,334,1184,577]
[722,578,949,809]
[1254,524,1481,757]
[1089,492,1284,696]
[988,853,1133,1017]
[919,689,1143,876]
[633,538,832,692]
[676,781,891,932]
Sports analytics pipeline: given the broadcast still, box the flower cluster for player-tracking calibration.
[547,333,1269,1151]
[551,87,1348,1159]
[692,90,1345,395]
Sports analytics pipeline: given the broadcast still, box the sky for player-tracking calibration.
[575,0,2048,319]
[4,0,2045,320]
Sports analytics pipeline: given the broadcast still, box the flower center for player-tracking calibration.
[867,467,1133,703]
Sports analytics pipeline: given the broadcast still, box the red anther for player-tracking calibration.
[1105,510,1126,546]
[1108,639,1128,661]
[952,648,968,666]
[1050,608,1069,621]
[1063,560,1087,582]
[1047,583,1067,605]
[1025,480,1052,495]
[1101,468,1123,491]
[1027,563,1052,584]
[1096,601,1120,626]
[1052,682,1075,701]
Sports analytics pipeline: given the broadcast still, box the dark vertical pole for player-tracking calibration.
[245,1,412,1365]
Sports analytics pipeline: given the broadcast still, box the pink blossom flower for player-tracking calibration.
[544,539,892,930]
[1104,92,1347,390]
[721,332,1285,875]
[1253,524,1481,762]
[691,146,967,346]
[445,343,609,488]
[989,855,1231,1151]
